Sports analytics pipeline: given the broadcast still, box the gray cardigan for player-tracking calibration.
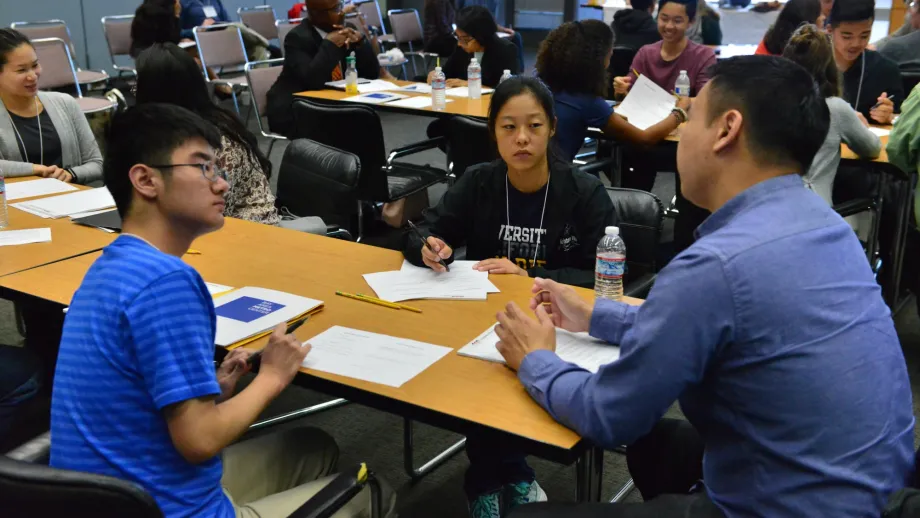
[804,96,881,205]
[0,91,103,183]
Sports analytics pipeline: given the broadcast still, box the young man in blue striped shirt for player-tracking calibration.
[50,104,384,518]
[497,56,915,518]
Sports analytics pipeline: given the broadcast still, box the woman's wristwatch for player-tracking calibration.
[671,106,688,124]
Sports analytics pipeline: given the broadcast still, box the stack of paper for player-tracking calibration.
[302,326,452,387]
[5,178,77,201]
[459,324,621,373]
[342,92,408,104]
[388,96,453,109]
[362,260,499,302]
[395,83,432,94]
[0,228,52,247]
[615,74,677,130]
[356,79,401,93]
[213,287,324,347]
[11,188,115,219]
[445,86,494,97]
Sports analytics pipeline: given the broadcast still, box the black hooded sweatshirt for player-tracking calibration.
[611,9,661,51]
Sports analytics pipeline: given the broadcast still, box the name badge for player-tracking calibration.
[202,5,218,18]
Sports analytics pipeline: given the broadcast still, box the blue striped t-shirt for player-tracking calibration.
[50,235,233,518]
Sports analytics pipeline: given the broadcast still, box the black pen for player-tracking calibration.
[246,316,310,367]
[872,94,895,110]
[407,220,450,272]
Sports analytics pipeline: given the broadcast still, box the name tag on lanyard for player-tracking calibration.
[202,5,219,18]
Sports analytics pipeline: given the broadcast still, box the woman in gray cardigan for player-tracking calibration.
[0,29,102,184]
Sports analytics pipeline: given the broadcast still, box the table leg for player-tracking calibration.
[403,417,467,480]
[575,446,604,502]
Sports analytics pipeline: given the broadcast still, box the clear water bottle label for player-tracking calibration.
[596,256,625,278]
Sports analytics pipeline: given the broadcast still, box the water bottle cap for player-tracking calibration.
[503,69,510,74]
[435,66,442,72]
[471,58,478,64]
[605,226,619,236]
[679,70,687,75]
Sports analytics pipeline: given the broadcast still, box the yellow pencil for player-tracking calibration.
[336,291,403,310]
[357,293,422,313]
[632,68,640,77]
[186,249,202,255]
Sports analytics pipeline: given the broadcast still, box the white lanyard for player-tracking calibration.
[505,171,550,267]
[7,96,44,166]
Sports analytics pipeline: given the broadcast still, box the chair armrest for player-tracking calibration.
[287,463,380,518]
[5,431,51,464]
[326,227,354,241]
[576,157,615,178]
[833,197,876,218]
[386,137,446,167]
[624,273,656,299]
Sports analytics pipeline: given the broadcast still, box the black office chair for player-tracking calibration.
[1,432,384,518]
[607,45,639,97]
[446,116,497,180]
[276,138,364,240]
[291,98,449,239]
[607,187,664,298]
[902,73,920,98]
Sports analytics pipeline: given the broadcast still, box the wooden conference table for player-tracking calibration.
[0,178,115,278]
[295,79,491,119]
[0,215,641,501]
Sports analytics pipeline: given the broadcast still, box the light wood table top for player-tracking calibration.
[295,79,491,119]
[0,216,642,452]
[1,177,116,278]
[663,125,892,163]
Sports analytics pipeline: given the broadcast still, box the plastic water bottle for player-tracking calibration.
[467,58,482,99]
[345,52,358,95]
[675,70,691,98]
[432,66,447,111]
[595,226,626,301]
[500,69,513,84]
[0,172,7,229]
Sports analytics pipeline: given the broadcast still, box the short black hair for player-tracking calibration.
[456,6,500,48]
[536,20,613,97]
[0,29,32,70]
[630,0,656,11]
[704,56,829,174]
[828,0,875,26]
[104,104,222,218]
[659,0,697,20]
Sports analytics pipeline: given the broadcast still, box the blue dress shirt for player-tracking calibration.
[519,174,915,517]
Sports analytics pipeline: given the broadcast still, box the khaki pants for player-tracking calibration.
[221,427,394,518]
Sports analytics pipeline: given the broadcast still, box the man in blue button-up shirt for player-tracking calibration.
[499,56,915,518]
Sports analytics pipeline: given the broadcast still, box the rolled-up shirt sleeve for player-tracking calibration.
[518,246,735,449]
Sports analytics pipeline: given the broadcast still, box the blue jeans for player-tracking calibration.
[0,346,42,439]
[464,431,536,499]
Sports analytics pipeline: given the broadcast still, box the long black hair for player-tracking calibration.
[488,76,567,167]
[536,20,613,98]
[0,29,32,70]
[456,5,500,49]
[762,0,821,54]
[135,43,273,178]
[130,0,181,58]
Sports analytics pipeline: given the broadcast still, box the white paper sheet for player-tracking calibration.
[459,323,621,373]
[869,127,891,137]
[5,179,78,201]
[11,187,115,219]
[445,86,494,97]
[614,74,676,130]
[364,259,499,302]
[387,96,454,109]
[342,92,407,104]
[395,83,432,94]
[205,282,235,296]
[0,228,51,247]
[357,80,402,94]
[399,260,499,293]
[302,326,452,387]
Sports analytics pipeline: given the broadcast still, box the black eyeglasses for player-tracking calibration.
[149,162,230,185]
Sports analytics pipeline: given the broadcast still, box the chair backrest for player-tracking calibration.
[10,20,79,65]
[446,116,496,179]
[608,46,638,94]
[245,59,284,131]
[386,9,423,44]
[194,24,248,70]
[101,15,135,60]
[355,0,386,34]
[276,18,303,49]
[291,98,389,201]
[238,6,279,41]
[606,187,663,273]
[31,38,82,95]
[277,139,362,233]
[0,456,163,518]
